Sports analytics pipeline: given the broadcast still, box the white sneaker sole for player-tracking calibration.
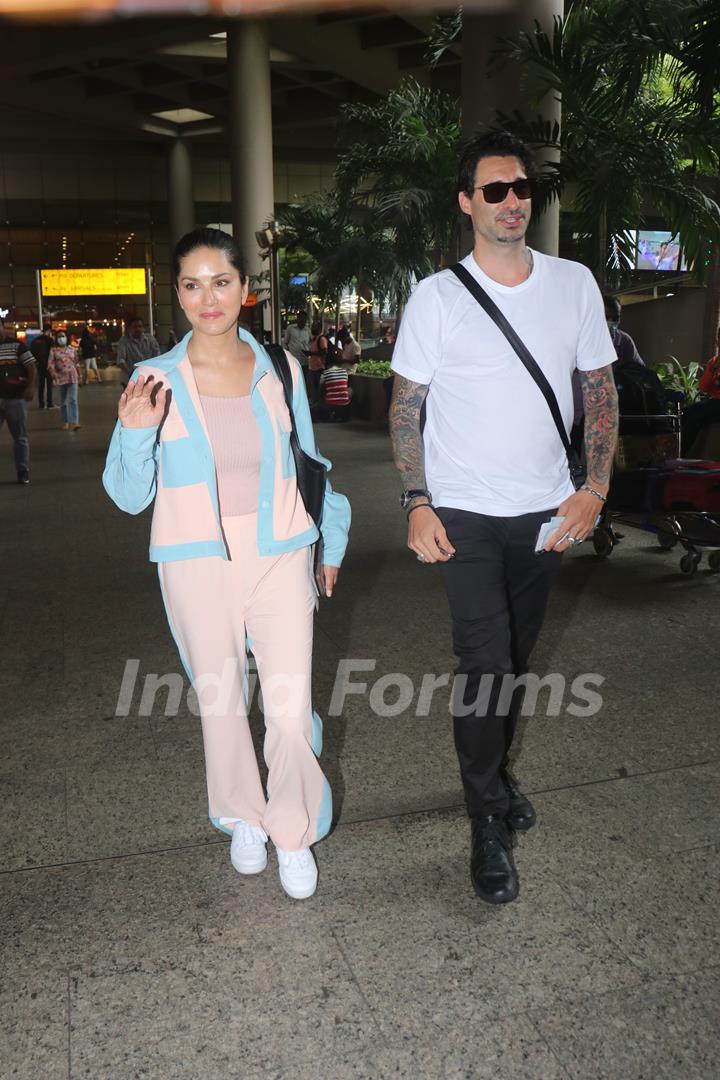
[278,873,317,900]
[230,847,268,875]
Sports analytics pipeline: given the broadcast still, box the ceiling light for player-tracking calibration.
[152,108,214,124]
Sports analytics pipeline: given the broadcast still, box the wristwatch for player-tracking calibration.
[400,488,432,510]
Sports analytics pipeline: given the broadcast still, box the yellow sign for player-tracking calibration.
[41,268,147,297]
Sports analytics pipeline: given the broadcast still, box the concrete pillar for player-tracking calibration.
[167,137,195,337]
[461,0,563,256]
[227,20,275,291]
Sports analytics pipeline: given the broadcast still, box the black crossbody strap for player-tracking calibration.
[449,262,572,455]
[267,344,301,449]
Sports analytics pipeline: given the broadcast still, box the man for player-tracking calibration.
[116,316,160,385]
[30,321,55,408]
[0,318,37,483]
[389,130,618,905]
[603,295,645,366]
[282,311,310,367]
[79,324,102,384]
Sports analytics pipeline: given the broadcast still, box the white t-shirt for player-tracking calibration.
[391,249,616,516]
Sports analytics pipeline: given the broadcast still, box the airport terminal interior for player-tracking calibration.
[1,3,720,1079]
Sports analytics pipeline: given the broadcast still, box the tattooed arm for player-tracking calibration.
[579,365,619,491]
[389,375,455,564]
[389,375,429,499]
[546,364,618,552]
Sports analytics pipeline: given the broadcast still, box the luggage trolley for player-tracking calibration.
[592,413,720,576]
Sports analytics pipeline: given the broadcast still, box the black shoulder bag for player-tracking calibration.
[267,345,327,527]
[449,262,586,491]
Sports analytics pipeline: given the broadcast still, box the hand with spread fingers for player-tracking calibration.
[408,504,456,564]
[545,487,606,552]
[118,373,167,429]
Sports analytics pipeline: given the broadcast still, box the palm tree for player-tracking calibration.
[335,77,462,315]
[278,192,397,329]
[495,0,720,335]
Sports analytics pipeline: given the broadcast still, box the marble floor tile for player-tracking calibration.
[64,755,215,862]
[530,969,720,1080]
[4,390,720,1080]
[69,935,378,1078]
[0,969,68,1080]
[558,843,720,975]
[320,815,643,1045]
[0,766,66,871]
[586,686,720,770]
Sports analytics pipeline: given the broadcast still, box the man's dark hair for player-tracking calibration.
[127,316,143,329]
[603,295,622,320]
[173,226,247,283]
[457,130,536,196]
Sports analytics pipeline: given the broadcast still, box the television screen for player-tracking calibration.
[289,274,309,286]
[636,231,685,271]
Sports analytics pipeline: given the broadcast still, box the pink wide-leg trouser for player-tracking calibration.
[158,513,331,851]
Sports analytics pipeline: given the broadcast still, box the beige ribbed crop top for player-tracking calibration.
[200,395,261,517]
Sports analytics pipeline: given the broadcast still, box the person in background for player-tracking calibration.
[116,316,160,386]
[30,321,55,408]
[307,319,328,404]
[48,330,81,431]
[603,296,645,367]
[0,317,36,483]
[312,357,353,423]
[681,349,720,455]
[80,324,102,384]
[283,310,310,367]
[340,328,361,374]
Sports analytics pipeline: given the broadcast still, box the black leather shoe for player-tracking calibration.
[470,814,519,904]
[501,767,536,831]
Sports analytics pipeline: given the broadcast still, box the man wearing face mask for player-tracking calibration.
[48,331,81,431]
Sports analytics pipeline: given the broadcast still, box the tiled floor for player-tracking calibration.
[1,383,718,1079]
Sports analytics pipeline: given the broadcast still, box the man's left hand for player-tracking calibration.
[545,489,605,552]
[318,564,339,598]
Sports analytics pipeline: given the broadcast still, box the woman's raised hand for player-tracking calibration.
[118,374,167,429]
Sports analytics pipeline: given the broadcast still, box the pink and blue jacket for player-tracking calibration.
[102,326,351,566]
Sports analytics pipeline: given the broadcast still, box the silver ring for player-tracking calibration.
[567,536,583,546]
[416,553,426,562]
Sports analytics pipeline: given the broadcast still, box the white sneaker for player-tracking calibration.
[228,819,268,875]
[275,845,318,900]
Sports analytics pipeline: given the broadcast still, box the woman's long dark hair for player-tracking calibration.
[173,227,247,282]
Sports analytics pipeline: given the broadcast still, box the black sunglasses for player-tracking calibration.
[473,178,534,204]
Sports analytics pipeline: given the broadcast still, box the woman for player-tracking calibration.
[307,319,328,404]
[48,330,81,430]
[103,227,350,900]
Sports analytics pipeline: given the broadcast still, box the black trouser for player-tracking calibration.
[436,507,563,819]
[37,364,53,408]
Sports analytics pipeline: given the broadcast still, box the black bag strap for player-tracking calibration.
[267,344,302,450]
[449,262,574,459]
